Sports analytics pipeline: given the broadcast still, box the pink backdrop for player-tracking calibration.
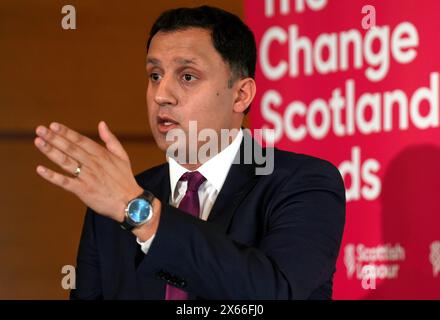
[245,0,440,299]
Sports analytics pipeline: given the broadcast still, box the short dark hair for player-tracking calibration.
[147,6,257,114]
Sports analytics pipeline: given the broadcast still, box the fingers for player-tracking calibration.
[35,125,91,165]
[34,136,83,177]
[36,165,81,193]
[49,122,102,156]
[98,121,129,161]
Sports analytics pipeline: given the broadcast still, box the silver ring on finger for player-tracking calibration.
[74,163,82,177]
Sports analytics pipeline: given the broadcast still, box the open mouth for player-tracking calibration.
[157,115,179,133]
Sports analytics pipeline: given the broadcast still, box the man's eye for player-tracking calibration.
[150,73,161,82]
[182,74,197,82]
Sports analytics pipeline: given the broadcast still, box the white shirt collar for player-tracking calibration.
[168,128,243,199]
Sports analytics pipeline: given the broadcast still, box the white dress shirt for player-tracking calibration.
[137,129,243,254]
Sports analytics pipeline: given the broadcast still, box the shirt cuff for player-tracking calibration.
[136,234,156,254]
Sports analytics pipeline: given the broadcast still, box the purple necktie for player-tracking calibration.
[165,171,206,300]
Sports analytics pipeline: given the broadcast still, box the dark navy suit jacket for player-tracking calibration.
[70,137,346,300]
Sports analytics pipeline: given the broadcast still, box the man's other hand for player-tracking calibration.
[34,121,144,223]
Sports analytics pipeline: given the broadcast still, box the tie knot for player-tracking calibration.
[179,171,206,192]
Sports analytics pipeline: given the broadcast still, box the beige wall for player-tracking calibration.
[0,0,244,299]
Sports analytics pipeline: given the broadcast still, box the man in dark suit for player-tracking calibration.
[34,6,345,299]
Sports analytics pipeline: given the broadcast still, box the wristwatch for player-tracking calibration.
[120,190,155,231]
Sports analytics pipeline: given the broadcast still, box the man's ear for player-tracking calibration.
[233,77,256,113]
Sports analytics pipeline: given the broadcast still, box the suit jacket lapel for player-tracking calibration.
[207,133,262,234]
[150,166,171,204]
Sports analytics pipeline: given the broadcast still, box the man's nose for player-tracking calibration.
[154,76,178,106]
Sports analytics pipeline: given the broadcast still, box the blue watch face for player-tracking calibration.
[127,198,152,224]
